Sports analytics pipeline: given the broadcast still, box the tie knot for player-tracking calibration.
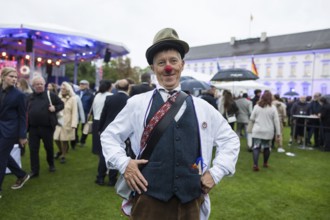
[159,89,177,96]
[168,90,176,95]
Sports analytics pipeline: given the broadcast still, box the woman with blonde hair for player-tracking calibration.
[16,78,33,156]
[17,78,33,95]
[53,81,78,163]
[0,67,30,198]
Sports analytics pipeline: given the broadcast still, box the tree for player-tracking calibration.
[64,56,146,86]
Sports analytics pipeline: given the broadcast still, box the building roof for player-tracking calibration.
[185,29,330,60]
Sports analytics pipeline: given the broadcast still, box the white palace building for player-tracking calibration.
[184,29,330,97]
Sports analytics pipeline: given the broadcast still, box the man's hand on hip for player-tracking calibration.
[124,159,148,194]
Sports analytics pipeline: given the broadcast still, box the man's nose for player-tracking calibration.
[164,65,173,73]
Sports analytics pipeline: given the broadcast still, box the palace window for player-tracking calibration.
[277,64,284,78]
[321,62,330,77]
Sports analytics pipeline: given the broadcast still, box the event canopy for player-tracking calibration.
[213,80,271,96]
[0,23,130,63]
[181,69,212,82]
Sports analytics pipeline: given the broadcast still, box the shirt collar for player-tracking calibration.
[156,85,181,94]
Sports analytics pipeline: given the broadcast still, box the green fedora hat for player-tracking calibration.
[146,28,189,65]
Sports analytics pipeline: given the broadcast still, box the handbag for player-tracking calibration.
[47,91,63,126]
[115,91,188,200]
[247,120,255,133]
[83,107,93,135]
[226,111,237,123]
[83,121,93,134]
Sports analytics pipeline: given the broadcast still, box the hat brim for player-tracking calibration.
[146,40,189,65]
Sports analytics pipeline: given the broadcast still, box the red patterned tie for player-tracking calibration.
[140,91,179,152]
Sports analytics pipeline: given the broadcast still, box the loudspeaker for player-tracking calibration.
[104,49,111,63]
[26,38,34,52]
[46,63,53,77]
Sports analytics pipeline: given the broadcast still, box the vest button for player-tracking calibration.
[176,175,179,179]
[176,162,179,166]
[175,137,180,141]
[176,124,180,128]
[174,187,178,192]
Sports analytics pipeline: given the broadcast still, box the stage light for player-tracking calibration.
[55,60,61,66]
[1,52,6,57]
[18,40,22,45]
[25,54,30,60]
[37,57,42,62]
[47,59,52,64]
[82,52,86,56]
[89,52,93,55]
[62,53,67,57]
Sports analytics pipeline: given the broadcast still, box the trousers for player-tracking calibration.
[0,137,26,191]
[131,194,204,220]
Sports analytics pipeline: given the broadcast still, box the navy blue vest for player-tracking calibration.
[142,92,201,203]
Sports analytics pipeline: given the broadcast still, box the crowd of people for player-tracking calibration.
[0,27,329,219]
[200,87,330,152]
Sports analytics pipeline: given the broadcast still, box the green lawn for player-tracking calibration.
[1,127,329,220]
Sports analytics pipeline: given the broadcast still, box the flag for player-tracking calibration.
[251,57,258,76]
[217,61,221,72]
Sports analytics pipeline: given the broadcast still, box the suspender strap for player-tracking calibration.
[139,91,188,161]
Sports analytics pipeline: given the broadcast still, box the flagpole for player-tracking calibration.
[249,14,253,38]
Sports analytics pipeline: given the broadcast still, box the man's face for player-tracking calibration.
[299,96,306,103]
[151,49,184,90]
[79,83,88,90]
[314,93,321,101]
[32,79,45,93]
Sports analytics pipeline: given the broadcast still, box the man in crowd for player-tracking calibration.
[200,85,218,109]
[307,92,322,147]
[75,80,94,147]
[235,93,252,149]
[97,79,130,186]
[251,89,262,107]
[129,72,154,97]
[101,28,240,219]
[28,76,64,177]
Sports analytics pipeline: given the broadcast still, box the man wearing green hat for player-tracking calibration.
[101,28,240,219]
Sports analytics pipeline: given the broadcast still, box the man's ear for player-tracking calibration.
[150,65,154,71]
[180,60,185,71]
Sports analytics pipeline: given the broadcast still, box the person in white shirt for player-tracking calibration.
[91,80,112,185]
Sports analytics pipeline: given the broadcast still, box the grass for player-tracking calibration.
[1,127,329,220]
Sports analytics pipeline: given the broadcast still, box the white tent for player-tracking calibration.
[213,80,272,96]
[181,69,212,82]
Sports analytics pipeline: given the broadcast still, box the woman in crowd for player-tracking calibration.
[17,78,33,95]
[218,90,239,129]
[272,94,287,152]
[91,80,113,186]
[0,67,30,199]
[16,78,33,156]
[47,83,58,95]
[250,90,280,171]
[53,82,78,163]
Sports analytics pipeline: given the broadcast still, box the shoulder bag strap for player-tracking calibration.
[139,91,188,162]
[47,91,53,105]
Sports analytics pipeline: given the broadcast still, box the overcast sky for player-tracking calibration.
[1,0,329,68]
